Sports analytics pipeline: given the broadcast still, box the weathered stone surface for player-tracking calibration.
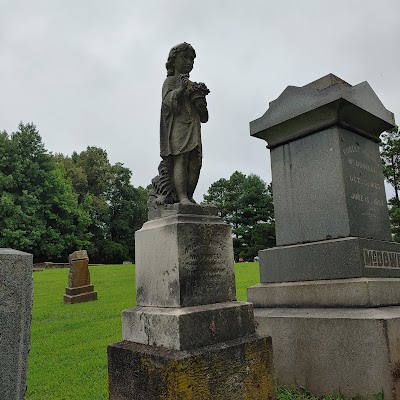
[305,74,351,90]
[63,290,98,304]
[68,251,90,287]
[148,202,218,221]
[250,73,395,148]
[64,250,97,304]
[249,74,400,398]
[108,334,276,400]
[0,248,33,400]
[68,259,91,287]
[248,278,400,308]
[258,237,400,283]
[135,207,236,307]
[254,306,400,399]
[270,127,391,245]
[111,200,275,398]
[65,284,95,296]
[122,301,255,350]
[149,43,210,208]
[69,249,88,261]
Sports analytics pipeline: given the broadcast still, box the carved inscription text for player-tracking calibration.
[364,249,400,269]
[342,141,385,212]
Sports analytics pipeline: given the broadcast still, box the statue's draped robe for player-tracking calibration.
[160,75,202,159]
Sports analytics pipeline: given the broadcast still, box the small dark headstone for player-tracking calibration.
[63,250,97,304]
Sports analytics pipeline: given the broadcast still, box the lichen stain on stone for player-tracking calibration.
[242,339,277,400]
[115,337,277,399]
[163,358,210,400]
[209,319,216,336]
[201,224,214,243]
[392,360,400,381]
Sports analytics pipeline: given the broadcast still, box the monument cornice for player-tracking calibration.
[250,74,395,149]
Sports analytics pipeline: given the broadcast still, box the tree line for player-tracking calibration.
[0,122,148,263]
[381,125,400,241]
[202,171,275,261]
[1,122,399,263]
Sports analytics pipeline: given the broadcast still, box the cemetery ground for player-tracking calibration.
[27,263,347,400]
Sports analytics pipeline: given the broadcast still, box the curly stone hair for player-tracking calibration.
[166,42,196,76]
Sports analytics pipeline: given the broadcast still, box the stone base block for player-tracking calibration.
[260,237,400,283]
[122,301,255,350]
[254,306,400,398]
[248,278,400,308]
[64,285,97,304]
[108,334,276,400]
[65,284,95,296]
[135,206,236,308]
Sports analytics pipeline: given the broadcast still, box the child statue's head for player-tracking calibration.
[166,42,196,76]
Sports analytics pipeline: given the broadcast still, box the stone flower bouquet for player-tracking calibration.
[180,74,210,101]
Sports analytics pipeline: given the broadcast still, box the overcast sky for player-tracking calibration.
[1,0,399,201]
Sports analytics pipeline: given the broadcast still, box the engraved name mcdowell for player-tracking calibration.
[364,249,400,269]
[348,158,377,173]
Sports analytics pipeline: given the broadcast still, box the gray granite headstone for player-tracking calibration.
[248,74,400,398]
[249,74,397,282]
[0,249,33,400]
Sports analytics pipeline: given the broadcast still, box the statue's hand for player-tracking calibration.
[178,74,189,95]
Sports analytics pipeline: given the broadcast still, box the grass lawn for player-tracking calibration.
[27,262,341,400]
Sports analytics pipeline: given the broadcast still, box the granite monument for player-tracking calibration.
[0,248,33,400]
[108,43,276,400]
[248,74,400,398]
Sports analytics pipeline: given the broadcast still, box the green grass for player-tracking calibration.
[27,265,137,400]
[234,261,260,300]
[25,262,306,400]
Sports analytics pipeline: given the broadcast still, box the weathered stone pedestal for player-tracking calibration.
[108,204,276,400]
[248,74,400,398]
[250,280,400,398]
[0,248,33,400]
[63,250,97,304]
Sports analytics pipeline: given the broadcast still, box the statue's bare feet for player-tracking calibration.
[179,197,192,205]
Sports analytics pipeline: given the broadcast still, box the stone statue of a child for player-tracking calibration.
[149,42,209,207]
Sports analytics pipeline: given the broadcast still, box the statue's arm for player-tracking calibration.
[162,76,187,115]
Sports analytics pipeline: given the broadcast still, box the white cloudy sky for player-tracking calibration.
[1,0,399,200]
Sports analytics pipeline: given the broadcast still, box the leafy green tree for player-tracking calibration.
[381,126,400,203]
[203,171,275,260]
[0,123,91,261]
[76,147,112,260]
[101,240,129,264]
[76,147,112,197]
[56,147,112,262]
[1,124,149,263]
[54,153,89,200]
[388,198,400,242]
[381,125,400,242]
[108,163,148,261]
[56,150,149,263]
